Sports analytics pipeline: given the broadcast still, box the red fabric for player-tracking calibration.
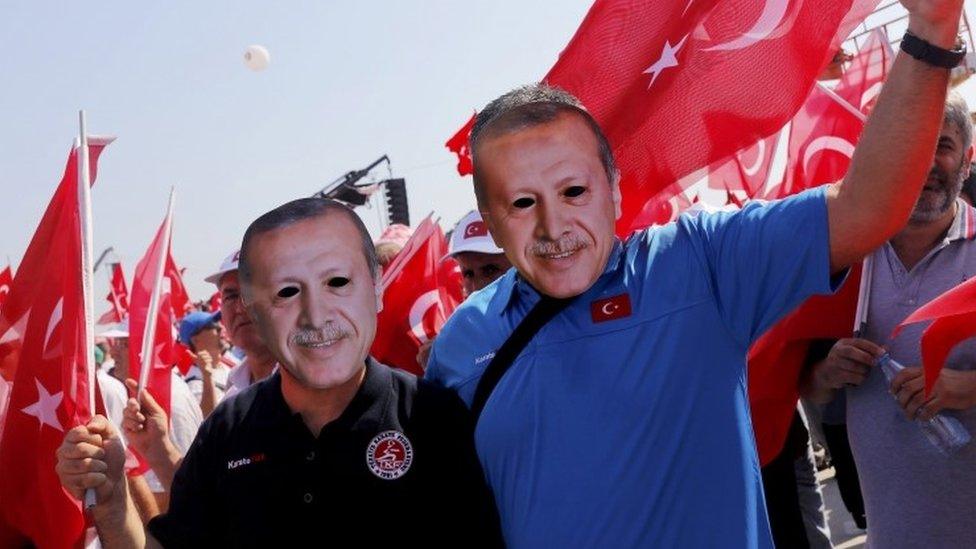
[835,28,895,115]
[0,267,12,310]
[97,262,129,325]
[708,132,781,199]
[127,217,177,421]
[541,0,878,236]
[165,253,191,316]
[371,217,462,375]
[894,276,976,396]
[174,342,196,377]
[749,265,861,465]
[771,84,866,199]
[208,291,221,313]
[0,139,111,548]
[445,112,476,176]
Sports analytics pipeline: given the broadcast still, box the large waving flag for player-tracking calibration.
[371,216,463,375]
[547,0,879,235]
[0,136,113,548]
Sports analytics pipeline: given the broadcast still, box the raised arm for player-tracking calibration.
[826,0,964,270]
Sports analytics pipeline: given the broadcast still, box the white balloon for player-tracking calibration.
[244,45,270,71]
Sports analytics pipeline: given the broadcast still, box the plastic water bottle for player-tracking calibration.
[877,353,972,455]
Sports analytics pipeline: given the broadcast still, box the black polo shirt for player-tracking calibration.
[148,359,501,547]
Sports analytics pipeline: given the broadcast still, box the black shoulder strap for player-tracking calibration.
[470,296,574,423]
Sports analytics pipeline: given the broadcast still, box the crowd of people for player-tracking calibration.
[52,1,976,547]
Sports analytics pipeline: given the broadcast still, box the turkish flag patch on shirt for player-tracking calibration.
[590,293,632,323]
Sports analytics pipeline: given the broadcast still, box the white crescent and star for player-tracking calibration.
[20,378,63,432]
[409,290,442,344]
[600,302,619,316]
[704,0,793,52]
[738,139,767,177]
[41,298,64,360]
[644,35,689,89]
[802,136,856,176]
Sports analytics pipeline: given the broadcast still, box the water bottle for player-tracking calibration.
[876,353,972,455]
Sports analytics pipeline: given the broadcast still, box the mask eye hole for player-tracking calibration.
[513,197,535,209]
[565,185,586,198]
[277,286,299,298]
[328,277,350,288]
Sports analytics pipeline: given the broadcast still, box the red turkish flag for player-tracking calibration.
[542,0,879,235]
[0,137,113,548]
[127,214,179,423]
[371,217,462,375]
[772,84,867,199]
[748,266,861,465]
[835,28,895,116]
[209,291,221,314]
[446,112,477,176]
[96,262,129,325]
[0,266,12,309]
[893,264,976,396]
[708,132,781,199]
[590,293,633,323]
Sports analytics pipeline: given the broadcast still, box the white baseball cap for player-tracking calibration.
[444,210,504,260]
[204,249,240,285]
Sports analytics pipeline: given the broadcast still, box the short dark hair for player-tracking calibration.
[238,198,379,291]
[470,83,618,206]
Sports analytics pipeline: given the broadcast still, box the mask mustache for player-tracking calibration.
[290,324,348,346]
[531,234,588,257]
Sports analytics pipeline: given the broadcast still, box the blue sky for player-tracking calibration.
[2,1,975,301]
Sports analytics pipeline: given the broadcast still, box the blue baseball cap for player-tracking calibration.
[178,310,222,345]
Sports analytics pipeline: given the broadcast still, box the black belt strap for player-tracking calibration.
[470,296,574,423]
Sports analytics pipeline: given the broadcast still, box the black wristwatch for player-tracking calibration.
[900,31,967,69]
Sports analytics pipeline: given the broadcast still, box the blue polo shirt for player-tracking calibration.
[426,187,837,548]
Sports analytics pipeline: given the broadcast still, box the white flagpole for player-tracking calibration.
[78,111,98,510]
[853,254,874,338]
[137,188,176,399]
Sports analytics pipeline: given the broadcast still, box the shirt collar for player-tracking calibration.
[945,198,976,242]
[261,357,392,440]
[497,238,625,314]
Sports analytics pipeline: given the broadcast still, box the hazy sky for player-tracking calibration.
[2,1,975,302]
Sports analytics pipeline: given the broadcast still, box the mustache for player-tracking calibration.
[530,234,588,257]
[290,324,348,345]
[927,167,948,187]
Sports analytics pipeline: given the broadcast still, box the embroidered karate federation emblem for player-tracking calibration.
[366,431,414,480]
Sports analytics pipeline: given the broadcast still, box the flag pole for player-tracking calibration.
[137,188,176,399]
[78,110,98,510]
[853,254,874,338]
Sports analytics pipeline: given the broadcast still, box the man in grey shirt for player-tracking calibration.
[804,92,976,548]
